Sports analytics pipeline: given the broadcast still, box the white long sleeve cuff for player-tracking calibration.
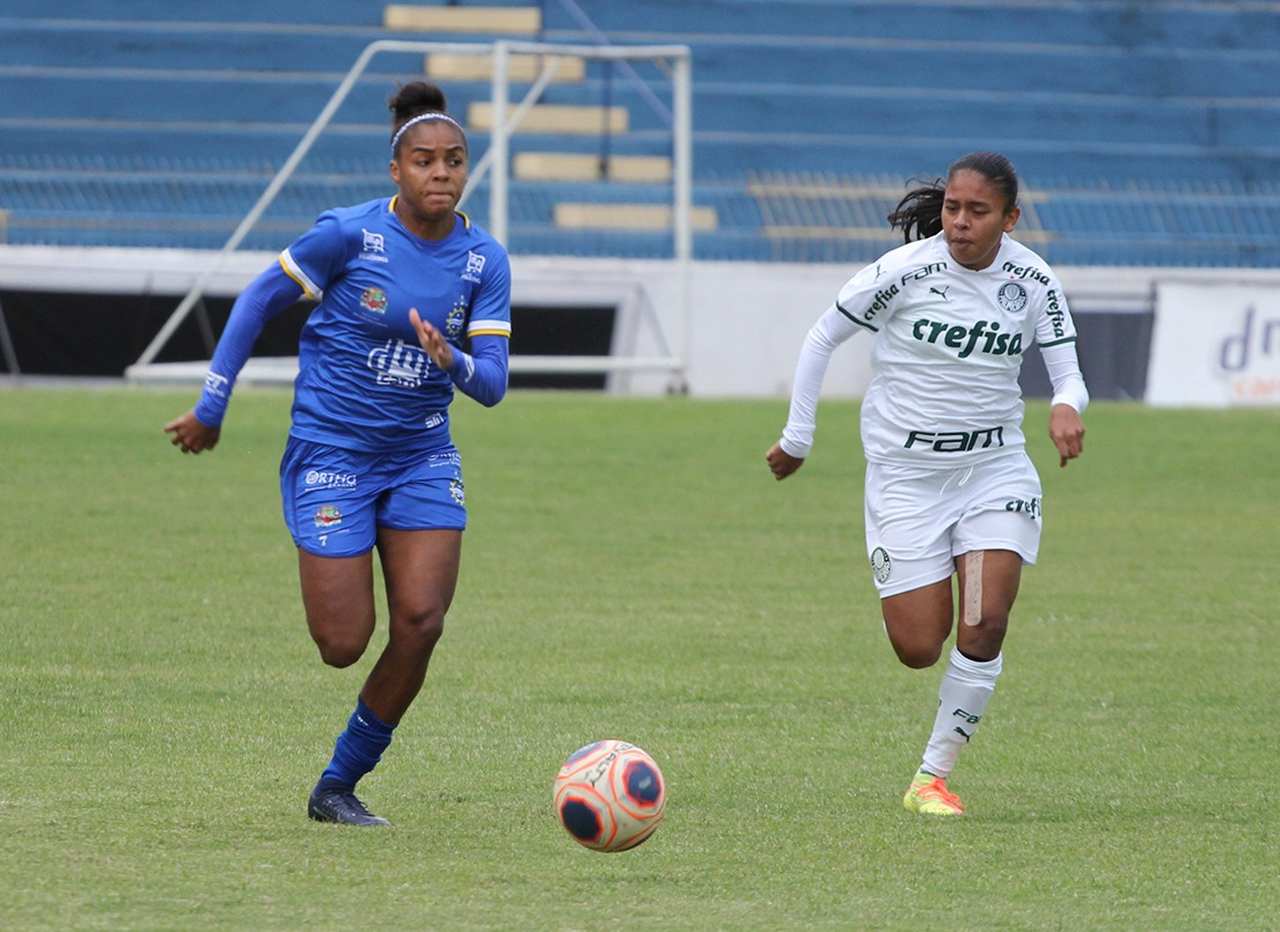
[1041,340,1090,413]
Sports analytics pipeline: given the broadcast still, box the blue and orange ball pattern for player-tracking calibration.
[559,797,603,842]
[553,739,666,853]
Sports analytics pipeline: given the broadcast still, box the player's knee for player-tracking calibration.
[394,606,446,653]
[890,639,943,669]
[311,629,369,668]
[969,611,1009,654]
[981,610,1009,639]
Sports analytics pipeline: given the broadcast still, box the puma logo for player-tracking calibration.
[930,285,950,301]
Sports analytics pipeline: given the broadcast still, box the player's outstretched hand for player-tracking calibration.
[164,409,220,454]
[1049,403,1085,468]
[765,442,805,481]
[409,307,454,371]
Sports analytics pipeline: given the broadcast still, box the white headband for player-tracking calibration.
[390,113,466,154]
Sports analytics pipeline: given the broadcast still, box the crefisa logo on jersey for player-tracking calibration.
[1005,496,1041,519]
[1045,289,1066,339]
[1001,261,1051,286]
[997,282,1028,313]
[461,251,486,283]
[360,287,388,315]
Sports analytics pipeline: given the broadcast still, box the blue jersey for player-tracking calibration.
[196,197,511,452]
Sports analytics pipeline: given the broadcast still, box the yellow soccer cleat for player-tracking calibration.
[902,770,965,816]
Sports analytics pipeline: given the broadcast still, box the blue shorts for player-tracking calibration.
[280,437,467,557]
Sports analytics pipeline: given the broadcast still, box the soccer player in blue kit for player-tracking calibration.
[164,83,511,826]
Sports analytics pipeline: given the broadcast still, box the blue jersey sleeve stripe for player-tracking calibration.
[279,249,322,301]
[467,319,511,336]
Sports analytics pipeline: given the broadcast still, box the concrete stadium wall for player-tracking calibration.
[2,245,1278,402]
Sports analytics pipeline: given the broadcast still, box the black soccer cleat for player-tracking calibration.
[307,783,391,827]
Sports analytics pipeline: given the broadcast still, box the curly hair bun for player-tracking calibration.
[390,82,448,123]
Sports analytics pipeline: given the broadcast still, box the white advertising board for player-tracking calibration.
[1148,282,1280,406]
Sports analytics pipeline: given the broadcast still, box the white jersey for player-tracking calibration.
[781,232,1084,467]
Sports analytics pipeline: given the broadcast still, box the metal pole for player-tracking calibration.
[132,39,496,371]
[672,52,692,264]
[600,61,613,178]
[490,42,511,246]
[460,48,560,213]
[0,297,20,377]
[672,51,693,391]
[550,0,673,127]
[132,41,388,368]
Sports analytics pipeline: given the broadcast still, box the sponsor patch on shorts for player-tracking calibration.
[314,504,343,528]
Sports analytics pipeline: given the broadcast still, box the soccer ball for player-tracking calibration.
[553,740,666,852]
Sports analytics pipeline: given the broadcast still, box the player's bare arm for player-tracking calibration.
[1048,403,1085,467]
[765,442,804,480]
[163,409,220,454]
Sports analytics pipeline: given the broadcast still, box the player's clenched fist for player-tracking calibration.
[164,409,220,454]
[765,442,804,480]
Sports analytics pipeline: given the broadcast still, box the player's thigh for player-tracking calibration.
[880,576,955,668]
[376,528,462,623]
[280,439,382,647]
[375,445,467,622]
[297,548,376,648]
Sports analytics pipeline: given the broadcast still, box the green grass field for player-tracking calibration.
[1,388,1277,930]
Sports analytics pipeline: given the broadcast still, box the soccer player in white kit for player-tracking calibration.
[766,153,1088,816]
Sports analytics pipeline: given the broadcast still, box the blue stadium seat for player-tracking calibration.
[2,0,1279,264]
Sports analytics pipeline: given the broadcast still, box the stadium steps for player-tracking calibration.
[539,0,1280,53]
[7,0,1275,51]
[514,153,672,183]
[383,3,540,35]
[426,52,585,83]
[6,74,1278,150]
[4,25,1276,101]
[553,203,718,232]
[4,1,1280,266]
[468,101,629,135]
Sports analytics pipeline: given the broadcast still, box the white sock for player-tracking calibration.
[920,647,1003,779]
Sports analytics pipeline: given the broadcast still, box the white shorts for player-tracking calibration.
[864,452,1043,598]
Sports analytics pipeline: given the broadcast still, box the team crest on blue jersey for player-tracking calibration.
[445,297,467,338]
[461,251,486,283]
[997,282,1028,313]
[360,287,388,315]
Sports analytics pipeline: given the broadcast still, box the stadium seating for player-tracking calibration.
[2,0,1279,265]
